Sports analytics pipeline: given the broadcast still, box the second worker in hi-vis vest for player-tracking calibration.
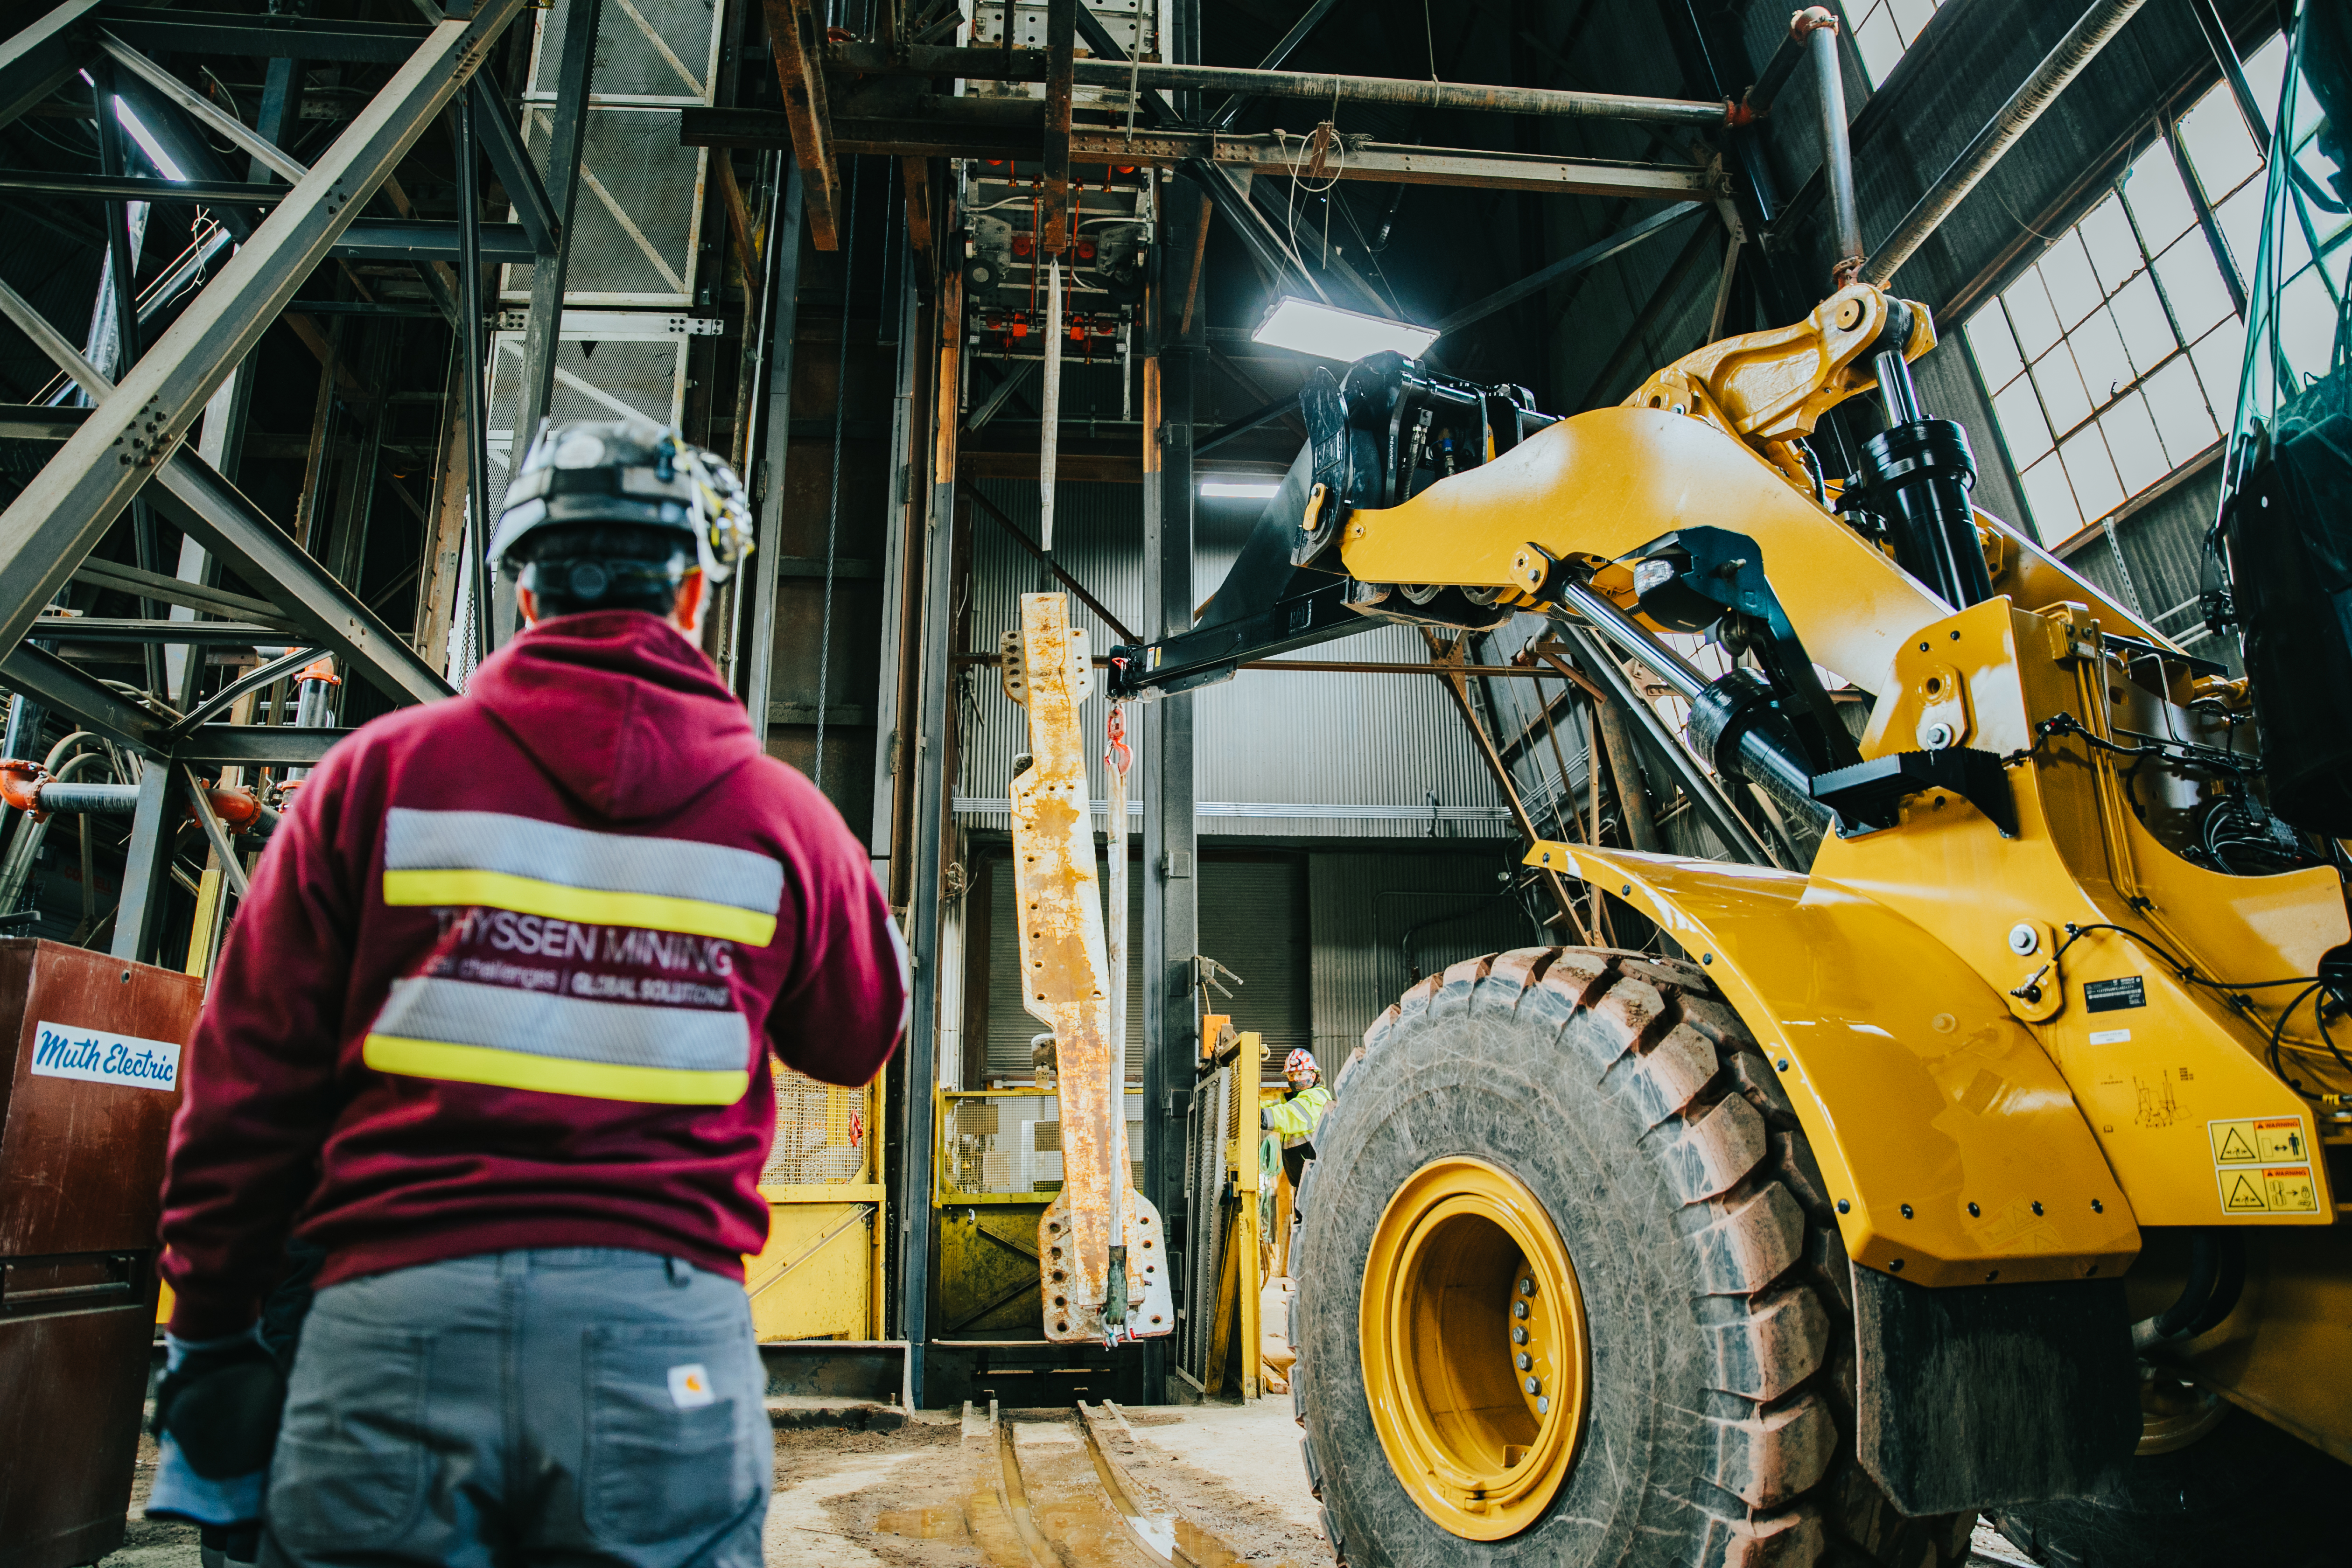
[149,417,909,1568]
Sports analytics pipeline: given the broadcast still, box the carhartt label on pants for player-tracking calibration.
[667,1363,716,1409]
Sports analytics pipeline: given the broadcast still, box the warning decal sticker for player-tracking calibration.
[2216,1167,2319,1214]
[2206,1118,2319,1215]
[2208,1117,2310,1165]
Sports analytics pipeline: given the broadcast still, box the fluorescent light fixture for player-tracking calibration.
[1199,479,1283,499]
[1252,296,1438,363]
[113,97,188,182]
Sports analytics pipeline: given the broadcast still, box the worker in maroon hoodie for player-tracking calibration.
[149,416,908,1568]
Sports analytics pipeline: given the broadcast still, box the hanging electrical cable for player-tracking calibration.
[813,158,862,796]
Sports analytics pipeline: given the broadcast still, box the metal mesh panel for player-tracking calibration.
[482,333,687,516]
[969,0,1158,112]
[940,1092,1143,1196]
[760,1065,866,1184]
[530,0,720,102]
[503,109,706,305]
[1180,1064,1230,1377]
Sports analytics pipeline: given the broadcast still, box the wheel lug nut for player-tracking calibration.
[1518,1277,1537,1296]
[1512,1326,1527,1345]
[1516,1352,1531,1370]
[1524,1376,1540,1395]
[1513,1301,1529,1319]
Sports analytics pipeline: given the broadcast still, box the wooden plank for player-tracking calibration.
[901,154,934,285]
[1204,1196,1240,1392]
[761,0,840,248]
[712,151,760,304]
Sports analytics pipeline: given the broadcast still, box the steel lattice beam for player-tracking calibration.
[0,0,528,683]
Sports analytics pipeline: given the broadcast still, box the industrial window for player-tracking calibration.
[1842,0,1947,87]
[1962,33,2347,542]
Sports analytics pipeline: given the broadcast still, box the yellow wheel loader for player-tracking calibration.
[1100,46,2352,1568]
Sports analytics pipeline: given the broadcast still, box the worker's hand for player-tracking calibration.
[1260,1106,1274,1130]
[153,1329,284,1481]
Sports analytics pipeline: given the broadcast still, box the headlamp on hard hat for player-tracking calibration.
[487,416,755,586]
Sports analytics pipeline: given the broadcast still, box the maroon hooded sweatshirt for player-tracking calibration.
[158,611,907,1340]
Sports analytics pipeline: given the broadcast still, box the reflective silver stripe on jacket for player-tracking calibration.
[370,976,749,1071]
[383,808,784,914]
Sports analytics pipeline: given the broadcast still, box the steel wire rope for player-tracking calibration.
[813,159,862,796]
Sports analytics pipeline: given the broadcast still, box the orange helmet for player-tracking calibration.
[1284,1049,1320,1080]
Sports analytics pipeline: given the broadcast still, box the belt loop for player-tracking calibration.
[665,1257,690,1288]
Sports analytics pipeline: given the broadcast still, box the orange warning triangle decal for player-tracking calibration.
[2224,1174,2266,1211]
[2219,1128,2257,1162]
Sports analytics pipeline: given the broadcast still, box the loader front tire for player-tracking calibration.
[1293,947,1969,1568]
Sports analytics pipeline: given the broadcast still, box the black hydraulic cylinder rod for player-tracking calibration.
[1867,350,1994,609]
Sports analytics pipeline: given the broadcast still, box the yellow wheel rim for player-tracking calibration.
[1358,1156,1590,1540]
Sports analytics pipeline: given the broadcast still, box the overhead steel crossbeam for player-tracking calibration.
[684,109,1724,200]
[0,2,528,714]
[0,1,95,132]
[0,274,445,714]
[833,44,1739,125]
[1435,200,1707,333]
[94,7,435,66]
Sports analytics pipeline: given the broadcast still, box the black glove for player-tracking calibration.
[1260,1107,1275,1130]
[154,1335,286,1481]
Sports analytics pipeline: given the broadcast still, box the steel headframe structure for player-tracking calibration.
[0,0,567,962]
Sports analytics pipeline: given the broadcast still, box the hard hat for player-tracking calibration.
[487,415,754,586]
[1285,1049,1319,1079]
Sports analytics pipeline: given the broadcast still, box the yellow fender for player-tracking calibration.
[1525,839,2142,1288]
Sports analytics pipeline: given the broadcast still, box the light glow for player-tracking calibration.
[113,97,189,182]
[1198,479,1283,499]
[1251,296,1438,363]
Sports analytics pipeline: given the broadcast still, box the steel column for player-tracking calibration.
[901,261,965,1407]
[0,0,532,665]
[747,161,807,742]
[869,261,921,861]
[108,761,174,963]
[511,0,603,454]
[454,89,493,669]
[1140,173,1201,1403]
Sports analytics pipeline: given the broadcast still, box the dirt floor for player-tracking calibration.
[94,1405,2047,1567]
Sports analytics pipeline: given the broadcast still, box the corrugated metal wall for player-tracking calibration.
[1306,850,1542,1066]
[976,851,1309,1082]
[954,480,1511,838]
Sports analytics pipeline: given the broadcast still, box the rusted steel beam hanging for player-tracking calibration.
[832,43,1737,125]
[1040,0,1077,254]
[763,0,841,247]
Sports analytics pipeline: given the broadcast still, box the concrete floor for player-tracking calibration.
[96,1406,2043,1567]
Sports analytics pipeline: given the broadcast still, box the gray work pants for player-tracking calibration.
[260,1248,770,1568]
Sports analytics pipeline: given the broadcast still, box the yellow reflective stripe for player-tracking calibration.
[364,1034,750,1106]
[381,868,778,945]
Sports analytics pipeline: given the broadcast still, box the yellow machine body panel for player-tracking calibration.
[1343,405,1946,696]
[1829,597,2343,1229]
[1524,838,2140,1287]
